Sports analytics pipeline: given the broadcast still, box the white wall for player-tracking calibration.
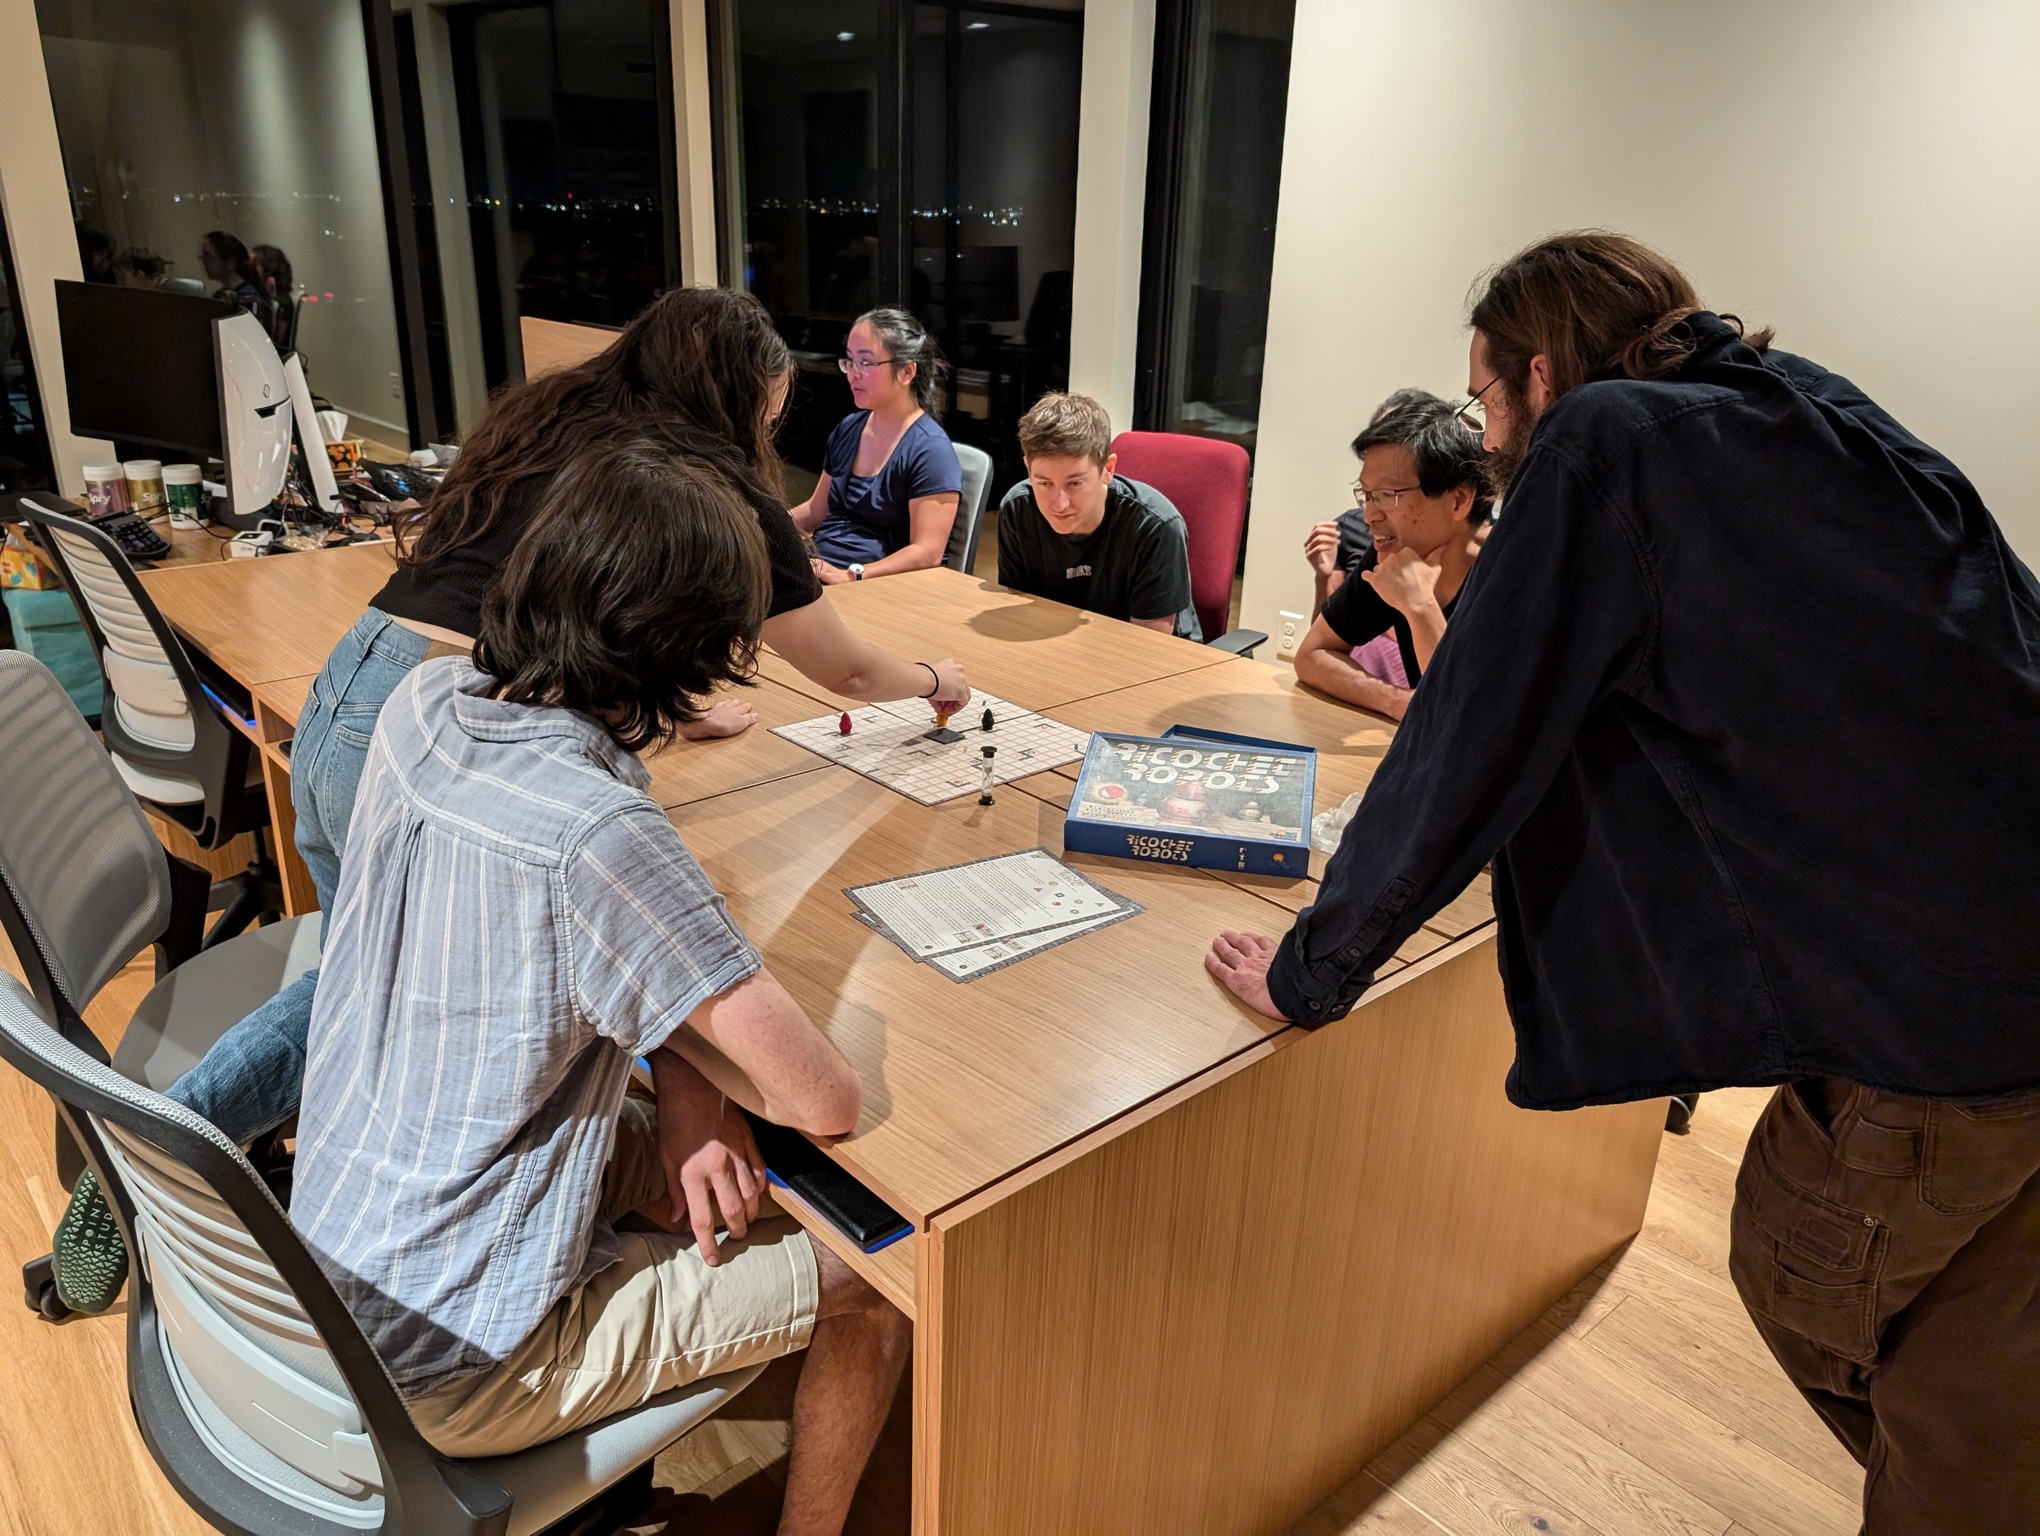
[1243,0,2040,645]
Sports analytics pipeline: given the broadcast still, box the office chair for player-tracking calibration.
[947,441,994,574]
[16,495,278,937]
[0,968,767,1535]
[1108,431,1268,656]
[0,652,319,1319]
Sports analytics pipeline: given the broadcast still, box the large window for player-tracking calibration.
[0,203,55,495]
[1136,0,1294,451]
[718,0,1083,490]
[381,0,678,435]
[38,0,411,446]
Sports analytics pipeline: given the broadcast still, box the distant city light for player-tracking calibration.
[837,30,854,41]
[967,20,989,28]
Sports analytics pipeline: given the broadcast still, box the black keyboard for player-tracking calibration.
[90,511,173,562]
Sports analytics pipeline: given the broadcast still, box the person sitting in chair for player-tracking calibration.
[1293,392,1493,721]
[292,442,909,1532]
[995,392,1201,640]
[791,308,962,584]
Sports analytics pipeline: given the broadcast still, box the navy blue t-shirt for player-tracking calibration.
[811,411,963,565]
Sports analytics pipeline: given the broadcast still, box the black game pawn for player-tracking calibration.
[980,706,995,732]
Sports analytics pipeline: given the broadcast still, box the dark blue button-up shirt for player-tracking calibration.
[1268,315,2040,1108]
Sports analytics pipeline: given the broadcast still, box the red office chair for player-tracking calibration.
[1108,431,1266,655]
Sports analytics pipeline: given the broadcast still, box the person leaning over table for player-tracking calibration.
[995,391,1202,640]
[1293,391,1494,722]
[1205,232,2040,1534]
[46,286,972,1314]
[293,443,908,1534]
[788,307,962,584]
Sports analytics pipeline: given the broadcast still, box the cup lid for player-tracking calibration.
[122,459,163,476]
[162,464,204,483]
[82,463,124,479]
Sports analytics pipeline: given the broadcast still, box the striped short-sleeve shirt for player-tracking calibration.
[291,658,759,1397]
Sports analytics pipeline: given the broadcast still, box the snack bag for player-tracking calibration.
[1,525,59,590]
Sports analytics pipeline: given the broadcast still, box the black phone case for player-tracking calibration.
[744,1113,909,1250]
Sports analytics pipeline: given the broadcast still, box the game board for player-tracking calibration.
[773,690,1089,805]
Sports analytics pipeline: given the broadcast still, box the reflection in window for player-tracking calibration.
[912,4,1083,493]
[443,0,673,389]
[37,0,409,444]
[0,199,55,494]
[724,1,880,480]
[1137,0,1295,452]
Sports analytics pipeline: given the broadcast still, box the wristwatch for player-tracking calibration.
[847,563,866,581]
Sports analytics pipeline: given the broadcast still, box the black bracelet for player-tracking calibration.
[917,661,940,698]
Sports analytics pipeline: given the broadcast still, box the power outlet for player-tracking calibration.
[1277,609,1304,656]
[388,371,404,401]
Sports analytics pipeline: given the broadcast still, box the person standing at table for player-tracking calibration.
[47,286,971,1314]
[996,392,1201,640]
[791,308,962,584]
[1205,232,2040,1534]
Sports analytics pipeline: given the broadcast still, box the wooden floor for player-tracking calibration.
[0,936,1861,1536]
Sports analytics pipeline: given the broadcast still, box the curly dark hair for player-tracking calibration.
[399,286,793,568]
[474,441,771,753]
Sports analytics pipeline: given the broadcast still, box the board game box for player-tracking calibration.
[1063,725,1315,875]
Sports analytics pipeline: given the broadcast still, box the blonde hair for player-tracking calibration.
[1018,392,1113,466]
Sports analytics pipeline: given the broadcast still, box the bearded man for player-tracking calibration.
[1205,231,2040,1533]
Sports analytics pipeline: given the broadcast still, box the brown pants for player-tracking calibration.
[1729,1079,2040,1533]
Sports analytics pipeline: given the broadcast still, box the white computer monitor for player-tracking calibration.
[282,352,341,515]
[214,311,292,524]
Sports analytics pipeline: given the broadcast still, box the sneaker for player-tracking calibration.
[51,1169,128,1313]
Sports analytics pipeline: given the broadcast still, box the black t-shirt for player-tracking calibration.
[996,475,1200,641]
[1319,542,1459,684]
[373,472,822,635]
[1332,507,1372,575]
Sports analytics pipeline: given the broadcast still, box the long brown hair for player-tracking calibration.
[398,286,792,565]
[1468,231,1772,406]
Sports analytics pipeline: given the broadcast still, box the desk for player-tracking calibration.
[760,566,1236,709]
[134,555,1664,1534]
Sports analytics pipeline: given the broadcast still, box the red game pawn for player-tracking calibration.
[839,712,853,736]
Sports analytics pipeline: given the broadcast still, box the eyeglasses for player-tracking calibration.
[1453,376,1501,433]
[1352,481,1421,510]
[838,355,897,376]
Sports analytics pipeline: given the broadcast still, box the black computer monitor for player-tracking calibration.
[55,280,234,456]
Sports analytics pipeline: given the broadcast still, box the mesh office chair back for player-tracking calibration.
[16,496,261,848]
[0,652,174,1045]
[0,970,765,1535]
[946,442,994,574]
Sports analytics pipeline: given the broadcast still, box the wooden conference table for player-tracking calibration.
[138,549,1664,1536]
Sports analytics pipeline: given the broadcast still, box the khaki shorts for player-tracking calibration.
[406,1095,820,1459]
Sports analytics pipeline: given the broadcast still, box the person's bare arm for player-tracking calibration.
[762,595,969,711]
[662,967,859,1136]
[1362,547,1447,670]
[1304,520,1347,617]
[850,492,957,578]
[1292,615,1411,721]
[789,471,834,535]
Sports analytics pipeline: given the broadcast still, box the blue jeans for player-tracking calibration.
[170,612,432,1141]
